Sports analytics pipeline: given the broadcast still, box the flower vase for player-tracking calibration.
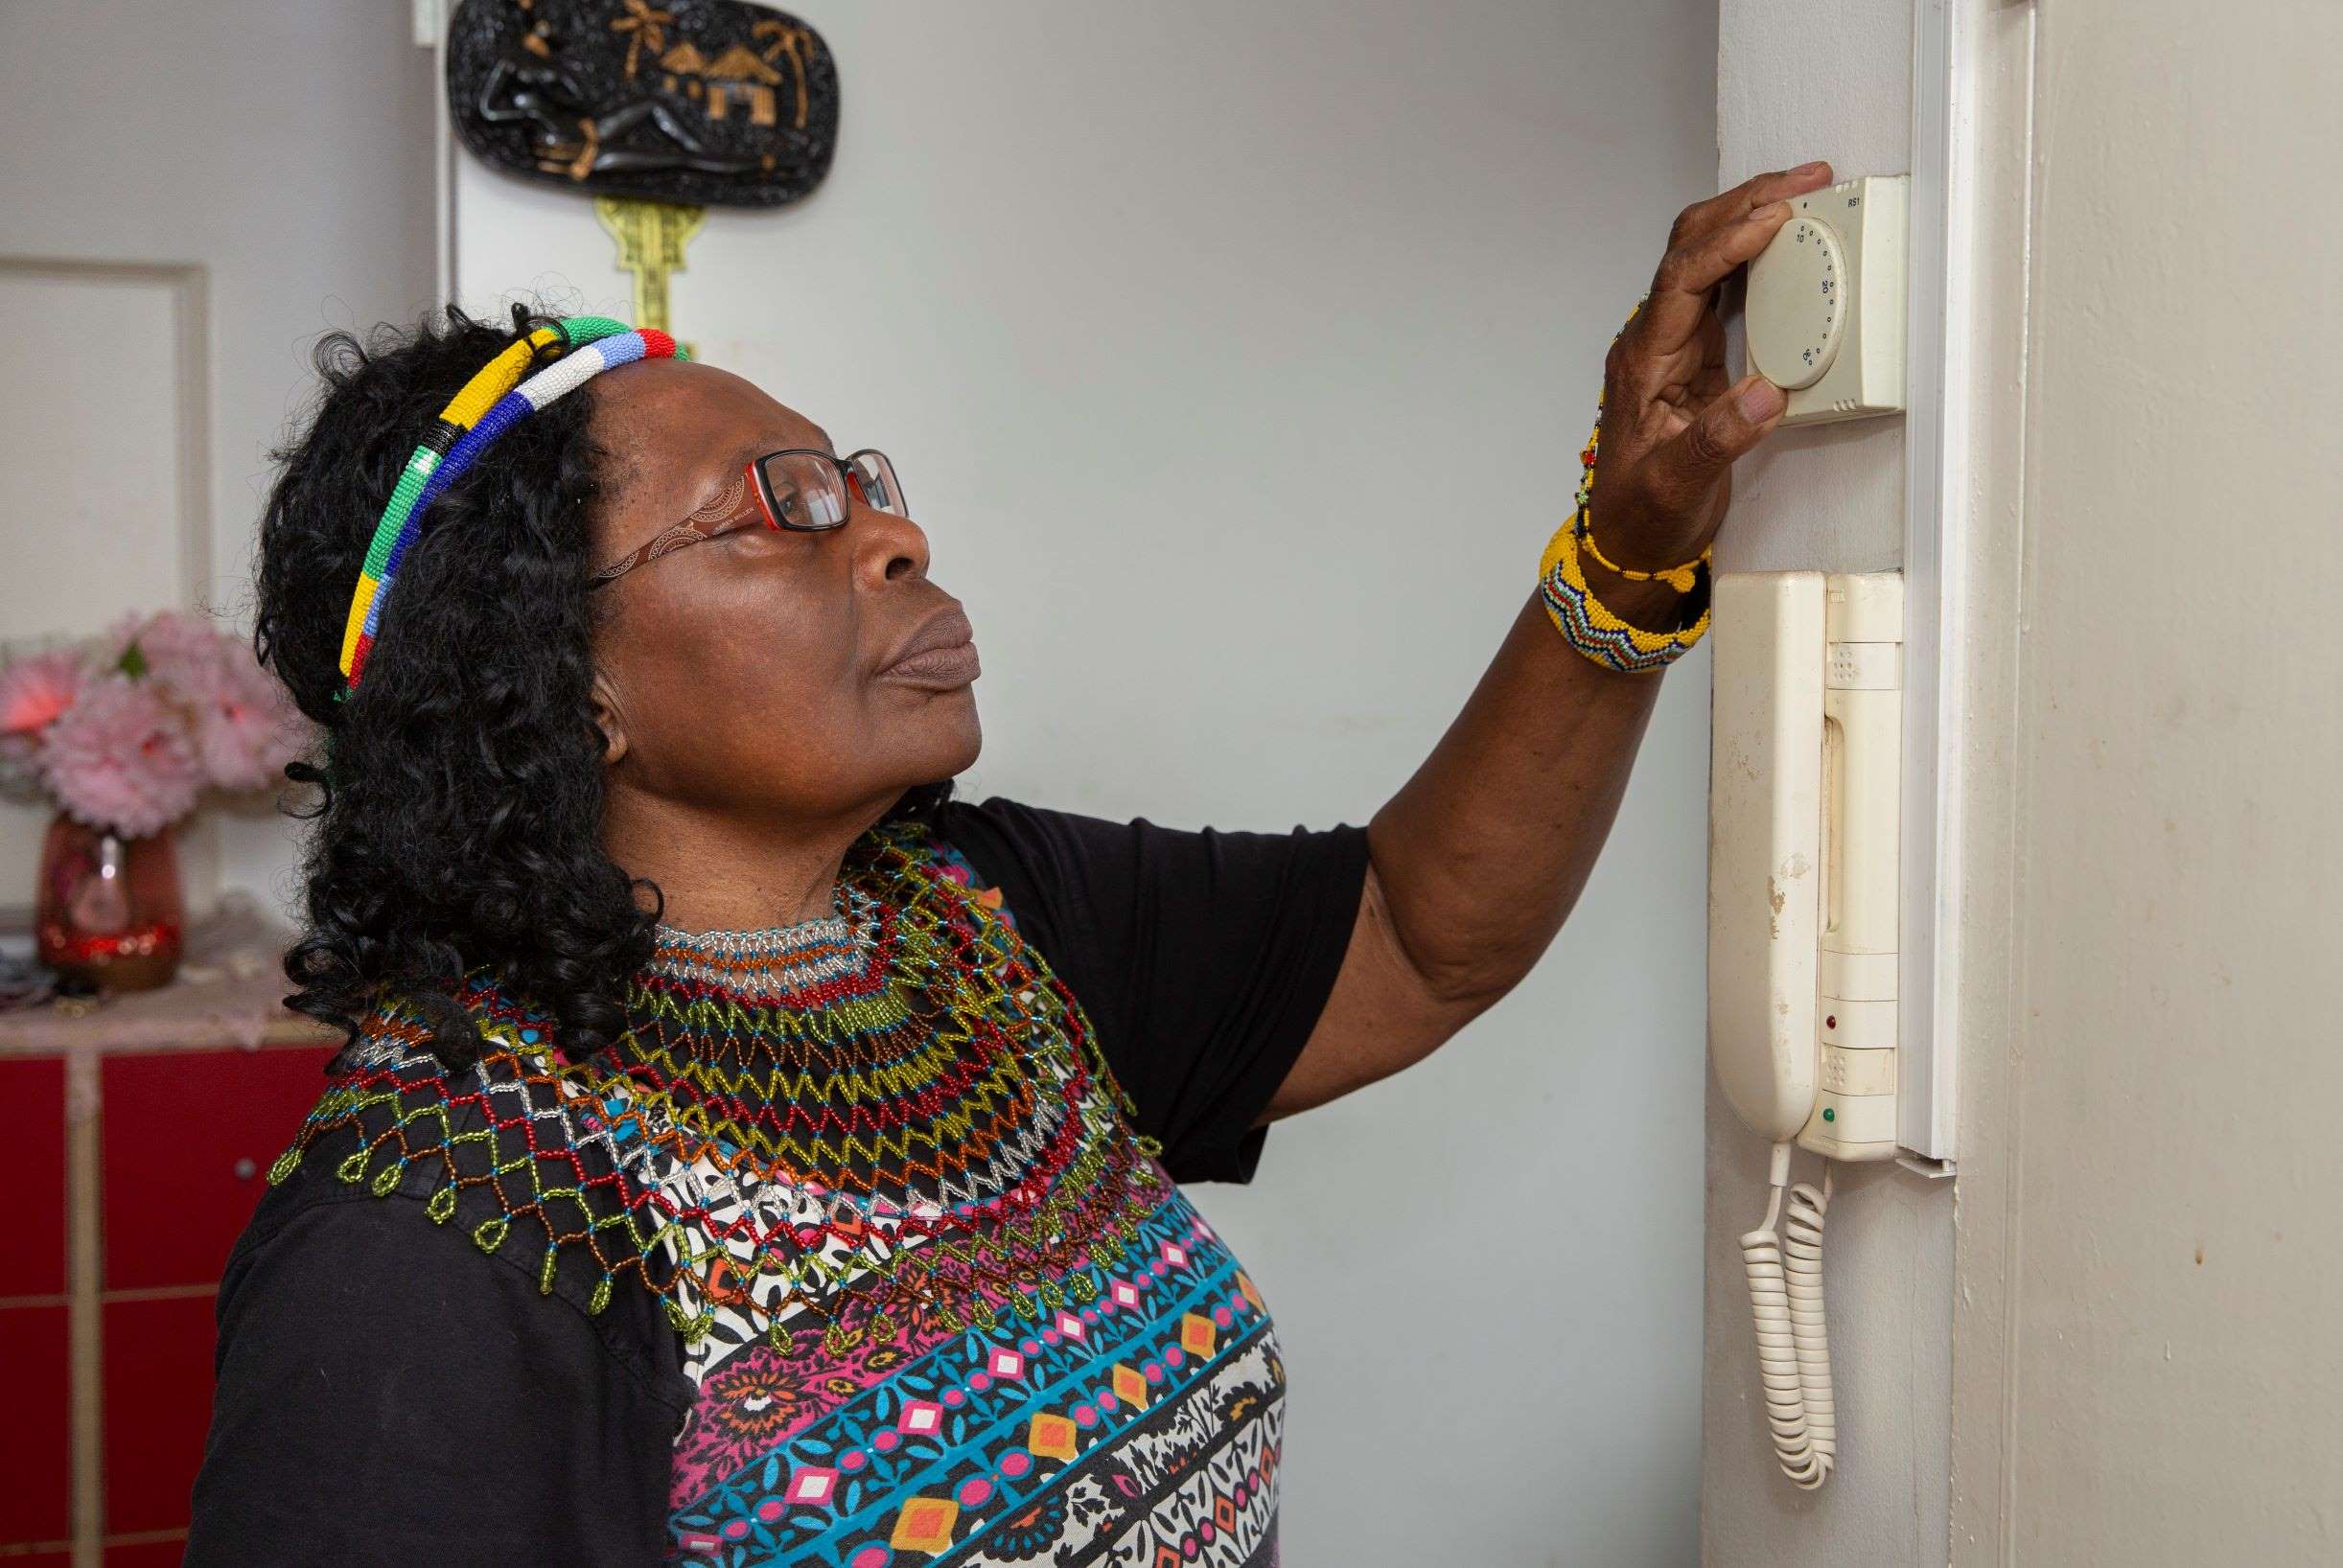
[34,812,185,991]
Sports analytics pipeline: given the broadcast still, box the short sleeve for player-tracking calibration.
[187,1175,691,1566]
[936,795,1369,1185]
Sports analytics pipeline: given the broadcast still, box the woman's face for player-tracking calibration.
[583,359,981,824]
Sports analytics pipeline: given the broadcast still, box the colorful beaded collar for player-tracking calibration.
[269,821,1166,1354]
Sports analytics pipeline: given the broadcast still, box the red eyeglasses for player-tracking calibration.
[588,448,907,588]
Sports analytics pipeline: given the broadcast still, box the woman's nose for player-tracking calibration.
[853,499,931,584]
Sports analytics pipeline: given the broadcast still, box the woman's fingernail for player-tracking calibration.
[1796,159,1828,173]
[1739,379,1786,421]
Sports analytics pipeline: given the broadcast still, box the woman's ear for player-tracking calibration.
[588,670,630,768]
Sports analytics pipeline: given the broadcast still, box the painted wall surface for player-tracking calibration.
[1953,1,2343,1558]
[1704,4,1957,1564]
[1712,0,1909,580]
[0,1,437,919]
[452,4,1719,1559]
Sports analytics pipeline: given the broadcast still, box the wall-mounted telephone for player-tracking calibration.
[1707,570,1904,1489]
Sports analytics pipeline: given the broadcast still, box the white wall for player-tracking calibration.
[452,4,1718,1559]
[1951,2,2343,1559]
[0,0,439,916]
[1702,4,1957,1564]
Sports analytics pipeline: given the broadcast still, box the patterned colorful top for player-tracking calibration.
[218,812,1335,1567]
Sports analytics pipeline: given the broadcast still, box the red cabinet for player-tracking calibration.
[0,1303,72,1544]
[99,1046,336,1550]
[104,1545,198,1568]
[101,1294,226,1538]
[0,1056,68,1298]
[102,1047,336,1292]
[0,1006,339,1562]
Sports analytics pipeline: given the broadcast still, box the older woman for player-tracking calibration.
[186,161,1829,1566]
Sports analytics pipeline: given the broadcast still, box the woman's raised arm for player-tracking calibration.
[1261,161,1835,1119]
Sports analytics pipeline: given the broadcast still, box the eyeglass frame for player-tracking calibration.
[586,447,905,588]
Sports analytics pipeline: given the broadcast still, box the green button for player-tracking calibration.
[1821,1106,1836,1122]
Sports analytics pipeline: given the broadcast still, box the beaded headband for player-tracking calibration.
[336,315,688,694]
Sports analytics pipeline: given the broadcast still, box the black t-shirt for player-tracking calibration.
[185,796,1367,1566]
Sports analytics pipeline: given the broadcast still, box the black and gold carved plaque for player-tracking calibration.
[447,0,839,208]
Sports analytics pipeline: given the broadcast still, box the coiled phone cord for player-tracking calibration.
[1739,1141,1837,1488]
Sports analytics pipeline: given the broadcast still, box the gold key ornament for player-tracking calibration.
[594,196,707,348]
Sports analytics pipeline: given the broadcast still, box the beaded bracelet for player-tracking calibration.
[337,314,687,694]
[1537,298,1712,674]
[1539,512,1709,675]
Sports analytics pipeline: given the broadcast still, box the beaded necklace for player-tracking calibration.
[646,892,866,996]
[269,819,1171,1361]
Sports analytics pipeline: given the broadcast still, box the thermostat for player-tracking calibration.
[1745,173,1908,427]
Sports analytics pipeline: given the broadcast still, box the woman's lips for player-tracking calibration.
[877,637,981,687]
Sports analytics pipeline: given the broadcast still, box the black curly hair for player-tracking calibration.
[256,304,947,1068]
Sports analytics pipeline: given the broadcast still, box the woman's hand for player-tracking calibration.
[1582,160,1836,581]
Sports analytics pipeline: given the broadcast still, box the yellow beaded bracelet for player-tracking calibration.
[1538,516,1710,675]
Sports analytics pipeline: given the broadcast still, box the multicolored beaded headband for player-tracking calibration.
[336,315,688,694]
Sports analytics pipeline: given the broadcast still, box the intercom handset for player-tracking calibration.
[1708,570,1905,1488]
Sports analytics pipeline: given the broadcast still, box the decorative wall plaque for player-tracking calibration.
[447,0,840,209]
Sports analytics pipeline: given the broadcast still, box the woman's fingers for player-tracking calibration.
[1649,309,1729,417]
[1624,161,1839,384]
[1670,161,1836,247]
[1684,307,1730,403]
[1625,207,1796,384]
[1640,373,1787,518]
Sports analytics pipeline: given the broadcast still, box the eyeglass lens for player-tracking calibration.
[756,450,907,530]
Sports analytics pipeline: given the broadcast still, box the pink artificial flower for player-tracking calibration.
[0,648,85,741]
[105,608,232,694]
[39,675,204,838]
[183,644,306,791]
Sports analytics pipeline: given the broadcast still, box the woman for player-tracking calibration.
[188,161,1830,1565]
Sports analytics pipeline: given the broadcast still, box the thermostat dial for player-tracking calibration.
[1746,214,1847,391]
